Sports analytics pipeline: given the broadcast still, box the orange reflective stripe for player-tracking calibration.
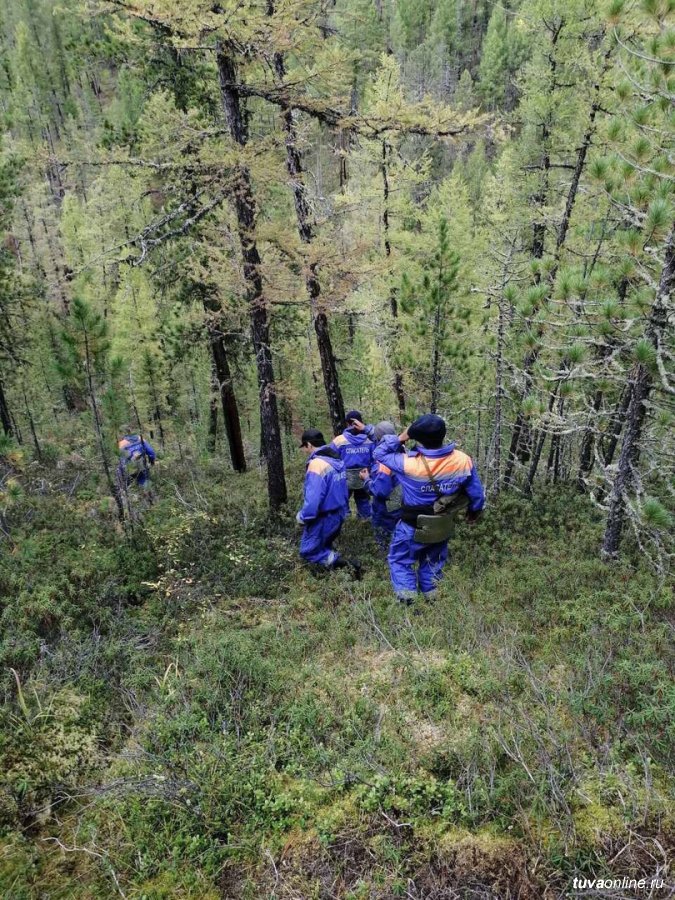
[403,451,472,480]
[378,463,392,475]
[332,434,348,447]
[308,458,331,476]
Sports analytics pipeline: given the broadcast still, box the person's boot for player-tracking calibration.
[396,591,416,607]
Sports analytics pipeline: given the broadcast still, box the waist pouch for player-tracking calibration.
[413,514,456,544]
[346,468,365,491]
[405,494,471,544]
[384,483,403,514]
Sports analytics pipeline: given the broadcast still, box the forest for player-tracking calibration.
[0,0,673,896]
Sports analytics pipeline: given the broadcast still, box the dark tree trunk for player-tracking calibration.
[602,223,674,558]
[203,298,247,472]
[381,141,406,413]
[525,381,559,492]
[600,372,648,557]
[216,46,287,509]
[602,384,631,466]
[271,47,345,435]
[0,377,13,437]
[207,361,219,454]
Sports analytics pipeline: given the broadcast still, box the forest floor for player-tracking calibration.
[0,452,673,899]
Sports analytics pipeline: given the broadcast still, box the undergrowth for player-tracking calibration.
[0,454,672,898]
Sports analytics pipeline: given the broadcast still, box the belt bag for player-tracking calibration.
[346,468,364,491]
[413,455,471,543]
[413,513,456,544]
[385,483,402,514]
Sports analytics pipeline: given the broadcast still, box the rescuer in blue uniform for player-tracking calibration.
[117,433,156,489]
[297,428,361,577]
[358,421,403,551]
[329,410,374,520]
[371,414,485,605]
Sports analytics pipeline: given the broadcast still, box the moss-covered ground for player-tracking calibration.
[1,455,673,897]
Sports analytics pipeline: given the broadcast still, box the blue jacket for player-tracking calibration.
[329,428,374,470]
[367,461,399,502]
[299,446,349,523]
[373,435,485,513]
[118,435,156,471]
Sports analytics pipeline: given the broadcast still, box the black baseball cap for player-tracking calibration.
[408,414,446,445]
[300,428,326,448]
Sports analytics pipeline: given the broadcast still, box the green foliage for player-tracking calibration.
[0,0,673,894]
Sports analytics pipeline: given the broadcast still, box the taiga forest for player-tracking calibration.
[0,0,673,896]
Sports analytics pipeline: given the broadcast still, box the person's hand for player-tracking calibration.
[350,418,365,432]
[466,510,482,526]
[398,428,410,443]
[295,511,305,525]
[359,467,369,482]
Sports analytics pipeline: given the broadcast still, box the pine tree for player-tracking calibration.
[400,216,464,414]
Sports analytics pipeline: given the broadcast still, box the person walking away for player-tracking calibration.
[329,410,374,520]
[373,414,485,605]
[357,421,403,551]
[117,433,156,493]
[297,428,361,578]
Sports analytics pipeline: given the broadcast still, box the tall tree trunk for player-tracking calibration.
[216,46,287,510]
[381,141,406,413]
[602,223,674,558]
[271,46,345,435]
[203,296,247,473]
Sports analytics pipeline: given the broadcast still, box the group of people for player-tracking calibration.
[115,412,486,607]
[297,411,486,605]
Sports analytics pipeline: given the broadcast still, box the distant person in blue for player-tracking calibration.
[369,414,485,605]
[358,421,403,551]
[117,433,156,490]
[297,428,361,578]
[329,410,374,520]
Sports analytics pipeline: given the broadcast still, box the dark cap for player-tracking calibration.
[345,410,363,424]
[300,428,325,448]
[408,414,446,445]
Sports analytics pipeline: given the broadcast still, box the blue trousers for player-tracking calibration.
[350,488,372,520]
[387,520,449,600]
[299,510,346,566]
